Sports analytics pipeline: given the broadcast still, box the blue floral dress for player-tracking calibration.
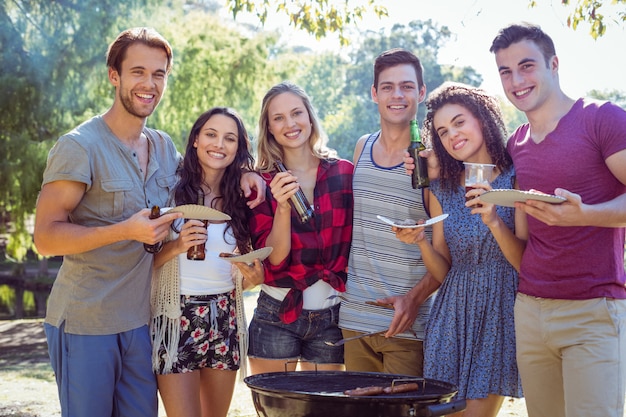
[424,167,523,400]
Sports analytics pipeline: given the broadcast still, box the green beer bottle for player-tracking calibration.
[407,120,429,189]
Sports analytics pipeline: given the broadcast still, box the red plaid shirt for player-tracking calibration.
[248,158,354,323]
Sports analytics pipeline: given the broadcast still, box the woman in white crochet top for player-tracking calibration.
[150,107,264,417]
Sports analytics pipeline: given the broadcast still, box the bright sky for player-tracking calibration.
[226,0,626,99]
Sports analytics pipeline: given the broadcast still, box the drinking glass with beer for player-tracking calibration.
[464,163,495,202]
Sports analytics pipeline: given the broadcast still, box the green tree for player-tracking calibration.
[497,98,529,136]
[226,0,388,45]
[529,0,626,39]
[142,8,284,149]
[225,0,625,40]
[587,88,626,108]
[0,0,153,260]
[283,51,352,156]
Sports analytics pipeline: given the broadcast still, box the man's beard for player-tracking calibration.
[119,85,159,119]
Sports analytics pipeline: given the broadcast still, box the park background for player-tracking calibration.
[1,0,625,415]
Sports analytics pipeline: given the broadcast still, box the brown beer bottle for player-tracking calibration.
[187,219,209,260]
[144,205,163,253]
[407,120,429,189]
[273,161,314,224]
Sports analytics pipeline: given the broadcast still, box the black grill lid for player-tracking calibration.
[244,371,458,402]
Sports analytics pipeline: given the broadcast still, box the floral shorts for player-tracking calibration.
[156,291,240,374]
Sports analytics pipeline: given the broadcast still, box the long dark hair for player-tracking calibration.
[174,107,254,253]
[423,82,512,192]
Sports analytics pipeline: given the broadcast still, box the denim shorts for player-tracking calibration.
[247,290,344,364]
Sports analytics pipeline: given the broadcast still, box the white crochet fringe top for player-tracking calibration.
[150,231,248,381]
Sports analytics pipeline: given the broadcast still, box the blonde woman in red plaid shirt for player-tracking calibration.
[247,81,354,374]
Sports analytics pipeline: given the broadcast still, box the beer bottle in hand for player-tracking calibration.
[408,120,429,189]
[273,161,314,224]
[144,205,163,253]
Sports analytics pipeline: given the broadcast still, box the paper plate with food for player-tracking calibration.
[376,213,449,229]
[480,189,566,207]
[165,204,231,221]
[218,247,273,264]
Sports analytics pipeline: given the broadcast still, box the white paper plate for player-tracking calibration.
[376,213,449,229]
[218,247,273,264]
[480,189,566,207]
[165,204,231,221]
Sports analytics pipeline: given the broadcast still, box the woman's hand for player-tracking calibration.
[174,219,208,253]
[466,183,499,227]
[233,259,265,289]
[393,224,427,245]
[270,171,299,212]
[153,219,207,268]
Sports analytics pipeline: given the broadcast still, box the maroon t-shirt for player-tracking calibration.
[508,98,626,300]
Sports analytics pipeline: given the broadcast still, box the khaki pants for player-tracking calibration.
[515,293,626,417]
[342,329,424,376]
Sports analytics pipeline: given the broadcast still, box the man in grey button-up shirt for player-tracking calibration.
[34,27,183,417]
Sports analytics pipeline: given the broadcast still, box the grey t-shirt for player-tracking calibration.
[42,115,181,335]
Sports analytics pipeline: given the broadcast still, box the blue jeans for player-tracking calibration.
[44,322,157,417]
[247,290,344,364]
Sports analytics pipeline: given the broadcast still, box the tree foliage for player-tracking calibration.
[587,88,626,108]
[140,7,284,149]
[225,0,624,40]
[7,0,618,264]
[226,0,388,45]
[0,0,151,260]
[529,0,626,38]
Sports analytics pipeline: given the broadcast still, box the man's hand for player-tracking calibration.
[126,209,182,245]
[377,273,440,338]
[241,171,266,209]
[516,188,585,227]
[403,149,440,179]
[376,293,419,338]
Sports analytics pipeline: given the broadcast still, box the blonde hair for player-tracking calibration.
[256,81,336,172]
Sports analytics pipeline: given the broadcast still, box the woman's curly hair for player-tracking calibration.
[423,82,513,192]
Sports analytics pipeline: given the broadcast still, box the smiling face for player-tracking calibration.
[433,103,490,163]
[193,113,239,174]
[109,43,168,119]
[494,39,559,116]
[372,64,425,126]
[267,92,312,150]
